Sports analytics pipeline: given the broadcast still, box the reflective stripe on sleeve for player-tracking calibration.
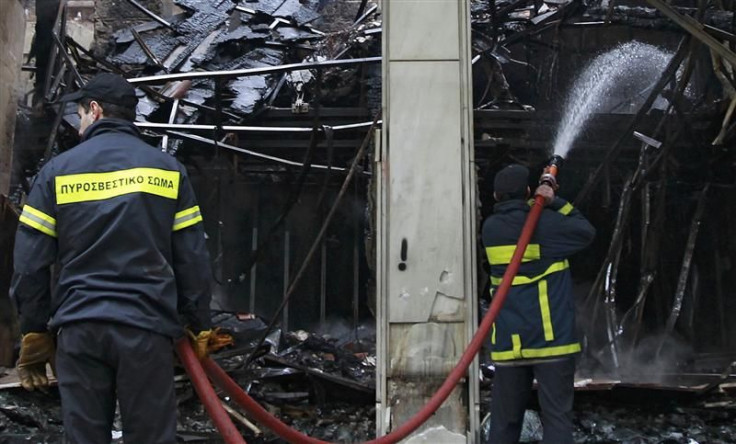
[19,205,57,237]
[538,280,554,341]
[491,342,581,361]
[55,168,180,205]
[558,202,574,215]
[486,244,541,265]
[490,260,569,286]
[173,205,203,231]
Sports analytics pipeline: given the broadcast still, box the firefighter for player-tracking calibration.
[482,164,595,444]
[11,73,218,444]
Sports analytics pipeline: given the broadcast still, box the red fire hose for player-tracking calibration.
[175,339,247,444]
[184,159,561,443]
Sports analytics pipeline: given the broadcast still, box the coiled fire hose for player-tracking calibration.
[178,157,563,444]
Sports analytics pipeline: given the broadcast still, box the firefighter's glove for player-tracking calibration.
[187,328,234,360]
[16,332,55,392]
[535,184,555,206]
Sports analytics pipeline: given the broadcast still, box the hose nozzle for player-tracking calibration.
[539,155,564,190]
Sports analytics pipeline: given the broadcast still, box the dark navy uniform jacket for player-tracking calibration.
[11,118,212,338]
[482,197,595,363]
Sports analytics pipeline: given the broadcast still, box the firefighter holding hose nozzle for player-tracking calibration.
[482,161,595,444]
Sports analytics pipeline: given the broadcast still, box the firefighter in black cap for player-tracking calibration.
[11,73,226,444]
[482,164,595,444]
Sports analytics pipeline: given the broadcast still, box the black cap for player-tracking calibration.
[494,164,529,199]
[61,73,138,108]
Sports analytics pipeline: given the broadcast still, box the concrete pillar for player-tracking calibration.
[377,0,478,442]
[0,0,26,195]
[0,0,26,366]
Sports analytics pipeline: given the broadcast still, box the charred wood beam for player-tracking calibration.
[704,23,736,45]
[130,28,164,68]
[713,95,736,145]
[128,57,381,84]
[646,0,736,67]
[354,0,369,23]
[51,33,83,88]
[43,0,69,100]
[123,0,175,31]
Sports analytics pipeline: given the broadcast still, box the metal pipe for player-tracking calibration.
[282,230,290,331]
[160,99,179,151]
[161,131,348,172]
[136,121,381,133]
[128,57,381,84]
[249,201,259,314]
[352,184,360,336]
[320,242,327,325]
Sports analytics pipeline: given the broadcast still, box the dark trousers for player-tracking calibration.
[489,357,575,444]
[56,322,177,444]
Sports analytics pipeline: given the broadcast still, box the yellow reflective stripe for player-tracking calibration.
[491,342,581,361]
[490,260,569,286]
[521,343,581,358]
[23,205,56,226]
[558,202,574,215]
[491,350,517,360]
[512,334,522,359]
[19,205,57,237]
[491,323,496,345]
[55,168,180,204]
[173,205,202,231]
[538,280,554,341]
[486,244,541,265]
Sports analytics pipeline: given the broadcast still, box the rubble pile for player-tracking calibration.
[55,0,381,139]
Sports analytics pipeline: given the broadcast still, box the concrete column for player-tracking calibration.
[377,1,478,442]
[0,0,26,195]
[0,0,26,366]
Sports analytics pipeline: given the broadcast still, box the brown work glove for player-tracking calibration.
[535,184,555,206]
[187,328,234,360]
[16,332,56,391]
